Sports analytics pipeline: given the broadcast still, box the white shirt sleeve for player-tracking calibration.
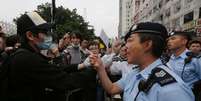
[101,53,116,67]
[110,61,122,75]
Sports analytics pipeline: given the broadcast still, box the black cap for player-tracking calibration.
[17,12,52,35]
[124,22,168,41]
[169,31,194,41]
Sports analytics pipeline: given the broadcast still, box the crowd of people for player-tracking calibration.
[0,11,201,101]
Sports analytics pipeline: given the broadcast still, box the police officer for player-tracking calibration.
[89,22,194,101]
[7,12,96,101]
[167,31,201,88]
[167,31,201,100]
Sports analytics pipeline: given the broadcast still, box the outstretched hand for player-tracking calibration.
[89,53,105,71]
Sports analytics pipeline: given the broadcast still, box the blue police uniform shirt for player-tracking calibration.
[167,49,201,88]
[116,59,194,101]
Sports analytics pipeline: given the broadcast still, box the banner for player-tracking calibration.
[99,29,109,48]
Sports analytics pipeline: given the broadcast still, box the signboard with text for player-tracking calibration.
[183,20,196,30]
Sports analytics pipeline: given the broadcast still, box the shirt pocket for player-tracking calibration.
[182,63,195,79]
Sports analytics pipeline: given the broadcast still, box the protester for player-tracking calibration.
[0,32,6,53]
[5,11,96,101]
[0,32,6,64]
[80,39,90,60]
[109,44,135,78]
[63,33,84,64]
[58,33,71,52]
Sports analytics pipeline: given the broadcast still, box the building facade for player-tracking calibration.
[118,0,133,37]
[132,0,201,36]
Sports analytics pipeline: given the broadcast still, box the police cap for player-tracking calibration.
[169,31,194,41]
[124,22,168,41]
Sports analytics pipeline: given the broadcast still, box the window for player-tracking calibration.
[199,7,201,18]
[175,18,180,26]
[159,1,163,9]
[184,11,194,23]
[165,8,171,17]
[174,1,181,13]
[160,15,163,21]
[186,0,193,3]
[153,6,158,13]
[172,18,180,28]
[165,0,169,4]
[148,11,152,16]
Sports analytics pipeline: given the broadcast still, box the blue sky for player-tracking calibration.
[0,0,119,38]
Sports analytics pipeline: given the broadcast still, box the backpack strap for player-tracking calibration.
[138,67,176,93]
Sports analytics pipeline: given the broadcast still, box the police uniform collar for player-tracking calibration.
[170,49,189,59]
[136,59,163,80]
[198,53,201,58]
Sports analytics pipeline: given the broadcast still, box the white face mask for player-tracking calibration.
[72,43,80,48]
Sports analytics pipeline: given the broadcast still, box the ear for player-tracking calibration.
[143,40,153,53]
[182,39,188,45]
[26,31,35,41]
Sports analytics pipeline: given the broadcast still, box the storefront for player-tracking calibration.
[183,20,196,32]
[196,18,201,36]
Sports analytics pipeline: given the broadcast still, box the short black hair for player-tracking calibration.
[70,33,82,41]
[88,40,99,48]
[138,33,166,58]
[6,34,19,47]
[189,40,201,47]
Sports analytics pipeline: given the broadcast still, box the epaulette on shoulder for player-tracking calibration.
[196,54,201,59]
[151,67,176,86]
[139,67,177,93]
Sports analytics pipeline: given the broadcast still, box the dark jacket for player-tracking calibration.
[7,45,95,101]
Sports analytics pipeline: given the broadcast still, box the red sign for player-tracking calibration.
[197,27,201,33]
[197,19,201,26]
[196,27,201,36]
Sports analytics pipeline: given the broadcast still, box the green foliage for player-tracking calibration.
[14,2,95,40]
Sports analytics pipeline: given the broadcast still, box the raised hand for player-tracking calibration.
[112,37,122,54]
[89,53,105,71]
[50,44,60,57]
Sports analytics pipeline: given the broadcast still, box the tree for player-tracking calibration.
[14,3,95,41]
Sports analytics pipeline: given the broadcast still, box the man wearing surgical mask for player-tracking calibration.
[6,12,96,101]
[63,33,83,64]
